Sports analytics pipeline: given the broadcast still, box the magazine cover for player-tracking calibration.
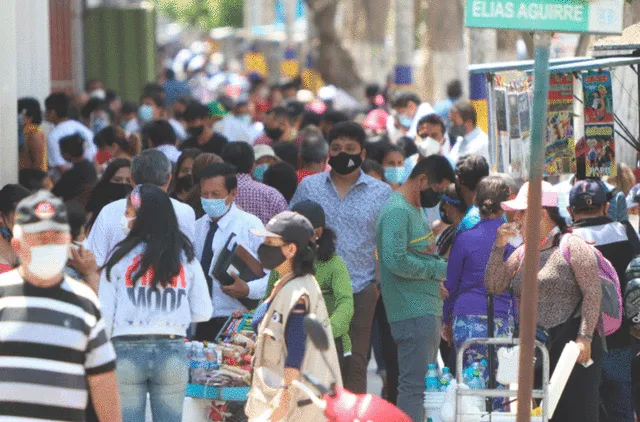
[545,74,575,175]
[581,71,616,177]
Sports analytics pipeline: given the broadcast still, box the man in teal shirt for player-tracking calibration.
[376,155,454,422]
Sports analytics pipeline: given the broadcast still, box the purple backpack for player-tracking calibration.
[560,235,623,337]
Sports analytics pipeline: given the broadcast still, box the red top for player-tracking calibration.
[95,150,112,165]
[0,263,13,274]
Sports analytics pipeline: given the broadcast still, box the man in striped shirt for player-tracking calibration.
[0,191,120,422]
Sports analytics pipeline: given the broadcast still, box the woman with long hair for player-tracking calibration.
[485,181,603,422]
[170,148,201,202]
[99,185,212,422]
[85,159,133,234]
[18,97,47,171]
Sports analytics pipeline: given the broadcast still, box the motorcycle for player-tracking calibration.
[255,316,412,422]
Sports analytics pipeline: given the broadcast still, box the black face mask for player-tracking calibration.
[264,127,284,142]
[175,175,194,192]
[420,188,442,208]
[328,152,363,175]
[174,111,184,120]
[257,244,287,270]
[439,205,453,225]
[188,125,205,137]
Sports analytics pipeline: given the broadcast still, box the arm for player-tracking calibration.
[566,236,602,339]
[443,236,465,325]
[484,245,520,296]
[87,371,122,422]
[27,130,46,169]
[188,259,214,323]
[327,258,354,339]
[378,208,447,281]
[86,209,111,268]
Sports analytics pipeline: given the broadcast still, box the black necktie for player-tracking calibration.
[200,220,218,296]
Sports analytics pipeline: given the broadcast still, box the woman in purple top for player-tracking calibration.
[442,176,513,378]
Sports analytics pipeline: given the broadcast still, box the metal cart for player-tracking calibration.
[454,338,550,422]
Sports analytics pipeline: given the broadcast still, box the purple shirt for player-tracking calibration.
[235,174,289,224]
[443,218,513,325]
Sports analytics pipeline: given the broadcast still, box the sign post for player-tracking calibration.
[465,1,623,421]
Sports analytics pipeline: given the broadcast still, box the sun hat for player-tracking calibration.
[501,181,559,211]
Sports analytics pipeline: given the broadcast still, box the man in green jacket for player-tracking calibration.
[376,155,454,422]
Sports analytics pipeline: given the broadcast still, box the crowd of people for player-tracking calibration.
[1,72,640,422]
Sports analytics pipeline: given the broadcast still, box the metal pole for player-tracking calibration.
[486,294,495,414]
[486,73,498,171]
[394,0,414,86]
[516,32,551,422]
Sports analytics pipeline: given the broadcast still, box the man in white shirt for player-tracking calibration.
[216,99,256,144]
[193,162,270,341]
[391,91,435,139]
[86,149,195,267]
[44,92,98,176]
[447,101,490,164]
[144,120,182,163]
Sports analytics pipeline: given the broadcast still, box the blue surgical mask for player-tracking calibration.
[138,105,154,123]
[201,196,230,219]
[384,167,405,185]
[398,114,412,129]
[253,164,269,182]
[238,114,252,125]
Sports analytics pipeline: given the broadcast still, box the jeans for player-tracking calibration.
[390,314,441,422]
[113,337,188,422]
[601,347,634,422]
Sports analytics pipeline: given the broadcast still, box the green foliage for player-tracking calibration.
[158,0,243,30]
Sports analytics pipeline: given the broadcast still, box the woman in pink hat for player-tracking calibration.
[484,181,603,422]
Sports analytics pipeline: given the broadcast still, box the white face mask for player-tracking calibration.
[120,215,135,236]
[28,244,69,279]
[508,232,524,248]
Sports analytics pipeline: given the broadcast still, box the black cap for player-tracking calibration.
[291,200,325,229]
[251,211,314,246]
[14,190,69,233]
[569,179,608,208]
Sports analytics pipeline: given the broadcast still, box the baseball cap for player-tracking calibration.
[14,190,70,233]
[251,211,314,246]
[254,145,277,162]
[207,101,229,118]
[291,200,325,229]
[501,181,558,211]
[363,109,389,131]
[569,179,608,208]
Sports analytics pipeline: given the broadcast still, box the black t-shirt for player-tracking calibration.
[179,132,229,155]
[52,159,97,202]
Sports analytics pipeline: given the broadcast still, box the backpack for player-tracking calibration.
[560,235,623,337]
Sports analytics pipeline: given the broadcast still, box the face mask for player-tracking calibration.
[174,111,184,120]
[439,205,453,225]
[138,105,154,123]
[253,164,269,182]
[384,167,405,185]
[120,215,135,236]
[329,152,363,175]
[28,244,69,279]
[398,114,413,129]
[92,118,109,134]
[449,124,465,140]
[508,232,524,248]
[264,127,284,141]
[420,188,442,208]
[238,114,252,125]
[188,125,205,138]
[201,197,230,219]
[257,244,287,270]
[0,226,12,241]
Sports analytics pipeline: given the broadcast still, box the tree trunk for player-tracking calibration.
[305,0,362,96]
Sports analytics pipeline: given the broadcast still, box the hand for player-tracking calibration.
[442,323,453,346]
[439,281,449,300]
[576,337,592,364]
[495,223,520,248]
[68,246,98,278]
[270,390,290,421]
[221,273,250,299]
[231,309,246,318]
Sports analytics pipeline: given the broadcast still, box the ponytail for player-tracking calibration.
[544,206,570,247]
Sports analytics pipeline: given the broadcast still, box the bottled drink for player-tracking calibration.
[425,364,440,392]
[467,371,485,390]
[190,343,206,383]
[439,367,454,391]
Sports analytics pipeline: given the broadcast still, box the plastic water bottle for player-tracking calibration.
[425,364,440,392]
[190,343,206,383]
[439,367,454,391]
[467,371,485,390]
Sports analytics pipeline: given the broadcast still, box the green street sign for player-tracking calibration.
[465,0,623,34]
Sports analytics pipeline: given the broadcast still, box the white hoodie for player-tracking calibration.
[99,245,213,338]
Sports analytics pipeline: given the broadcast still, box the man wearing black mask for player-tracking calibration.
[375,155,454,422]
[290,121,392,394]
[180,102,229,155]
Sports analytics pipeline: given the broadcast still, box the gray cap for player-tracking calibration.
[251,211,314,246]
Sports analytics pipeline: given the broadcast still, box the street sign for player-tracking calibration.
[465,0,624,34]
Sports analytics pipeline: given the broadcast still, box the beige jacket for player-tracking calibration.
[245,274,342,421]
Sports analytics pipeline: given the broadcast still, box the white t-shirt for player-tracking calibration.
[47,120,97,169]
[155,144,182,164]
[99,245,213,337]
[86,197,196,267]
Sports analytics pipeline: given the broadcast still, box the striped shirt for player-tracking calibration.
[0,269,116,421]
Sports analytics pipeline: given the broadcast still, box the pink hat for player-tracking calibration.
[501,181,559,211]
[363,109,390,131]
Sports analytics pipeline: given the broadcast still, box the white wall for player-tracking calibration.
[0,0,18,186]
[16,0,51,105]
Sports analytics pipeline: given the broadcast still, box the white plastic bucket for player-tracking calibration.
[424,392,446,422]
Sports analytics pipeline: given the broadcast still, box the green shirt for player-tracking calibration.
[376,192,448,323]
[265,254,354,352]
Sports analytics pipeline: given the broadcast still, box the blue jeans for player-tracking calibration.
[113,337,188,422]
[601,347,634,422]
